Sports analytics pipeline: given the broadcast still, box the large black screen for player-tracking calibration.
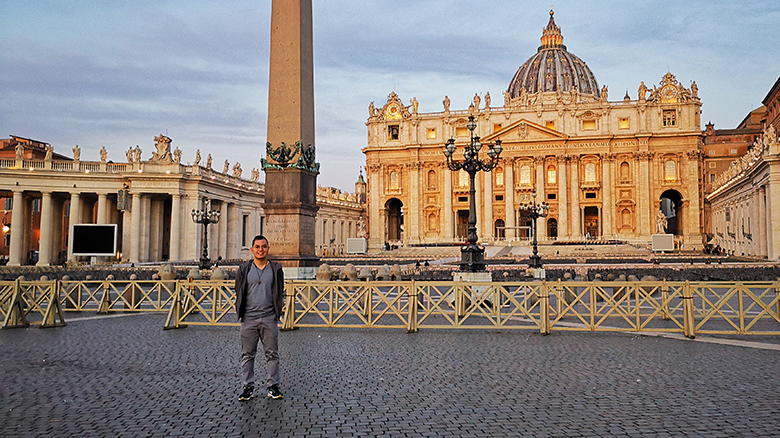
[71,224,118,256]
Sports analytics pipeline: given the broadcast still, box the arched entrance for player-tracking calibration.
[385,198,403,242]
[494,219,505,240]
[583,206,599,238]
[547,218,558,239]
[660,190,682,235]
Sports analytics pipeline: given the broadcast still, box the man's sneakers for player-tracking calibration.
[238,384,254,401]
[267,385,283,399]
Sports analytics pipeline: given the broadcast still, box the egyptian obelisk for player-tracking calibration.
[261,0,319,278]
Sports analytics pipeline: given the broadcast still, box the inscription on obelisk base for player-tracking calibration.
[261,0,319,279]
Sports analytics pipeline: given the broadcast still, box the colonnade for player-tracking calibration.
[5,189,259,266]
[710,186,769,258]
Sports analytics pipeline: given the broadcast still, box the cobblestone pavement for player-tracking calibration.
[1,313,779,437]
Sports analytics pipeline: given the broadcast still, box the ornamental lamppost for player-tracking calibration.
[519,191,549,268]
[191,200,221,270]
[443,115,503,272]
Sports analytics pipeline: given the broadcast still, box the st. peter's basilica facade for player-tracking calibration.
[363,11,704,253]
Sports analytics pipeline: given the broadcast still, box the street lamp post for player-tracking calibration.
[519,191,549,268]
[191,200,221,270]
[443,115,503,272]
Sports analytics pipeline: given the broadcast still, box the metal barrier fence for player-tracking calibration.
[2,279,779,337]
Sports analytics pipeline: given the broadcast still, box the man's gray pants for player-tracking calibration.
[240,315,279,389]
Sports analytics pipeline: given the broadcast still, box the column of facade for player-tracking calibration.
[602,155,613,239]
[535,157,546,240]
[484,170,493,239]
[36,192,53,266]
[637,153,651,241]
[96,193,108,224]
[504,161,515,240]
[368,164,383,251]
[569,156,581,238]
[443,165,453,241]
[67,192,81,262]
[130,193,141,263]
[758,186,767,257]
[685,151,703,248]
[409,163,421,244]
[557,157,568,239]
[169,194,181,261]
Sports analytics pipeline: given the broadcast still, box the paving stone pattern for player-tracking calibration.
[1,313,779,437]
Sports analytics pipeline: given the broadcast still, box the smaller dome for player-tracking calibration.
[508,11,599,98]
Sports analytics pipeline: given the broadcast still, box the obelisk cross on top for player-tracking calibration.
[261,0,320,275]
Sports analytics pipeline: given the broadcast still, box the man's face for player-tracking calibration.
[251,239,269,260]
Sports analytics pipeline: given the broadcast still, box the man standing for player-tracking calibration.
[235,235,285,401]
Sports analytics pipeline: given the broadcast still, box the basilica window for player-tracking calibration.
[427,170,437,189]
[519,165,532,185]
[545,121,555,130]
[584,163,596,183]
[458,169,468,188]
[428,213,438,232]
[582,120,596,131]
[495,168,504,187]
[621,209,632,228]
[664,160,677,182]
[427,128,436,139]
[619,118,630,129]
[662,110,676,127]
[389,125,399,140]
[620,162,630,182]
[547,165,556,184]
[493,123,502,132]
[390,170,400,190]
[456,127,468,137]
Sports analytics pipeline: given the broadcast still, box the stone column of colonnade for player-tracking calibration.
[535,157,546,240]
[169,194,181,261]
[602,156,613,239]
[483,170,492,240]
[569,156,581,238]
[130,193,141,263]
[68,192,81,263]
[504,162,515,240]
[443,166,453,242]
[758,186,767,257]
[36,192,53,266]
[557,156,568,239]
[227,202,239,259]
[218,201,229,259]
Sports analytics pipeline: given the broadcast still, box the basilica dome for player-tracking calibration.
[507,11,599,98]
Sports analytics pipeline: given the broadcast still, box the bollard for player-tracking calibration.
[661,279,670,320]
[539,281,550,335]
[682,281,696,339]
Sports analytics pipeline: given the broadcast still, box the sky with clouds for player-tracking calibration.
[2,0,778,191]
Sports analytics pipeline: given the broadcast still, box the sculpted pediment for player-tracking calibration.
[482,119,568,142]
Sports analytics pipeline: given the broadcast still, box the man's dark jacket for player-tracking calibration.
[235,259,284,322]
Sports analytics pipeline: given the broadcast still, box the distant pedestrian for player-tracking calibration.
[235,235,285,401]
